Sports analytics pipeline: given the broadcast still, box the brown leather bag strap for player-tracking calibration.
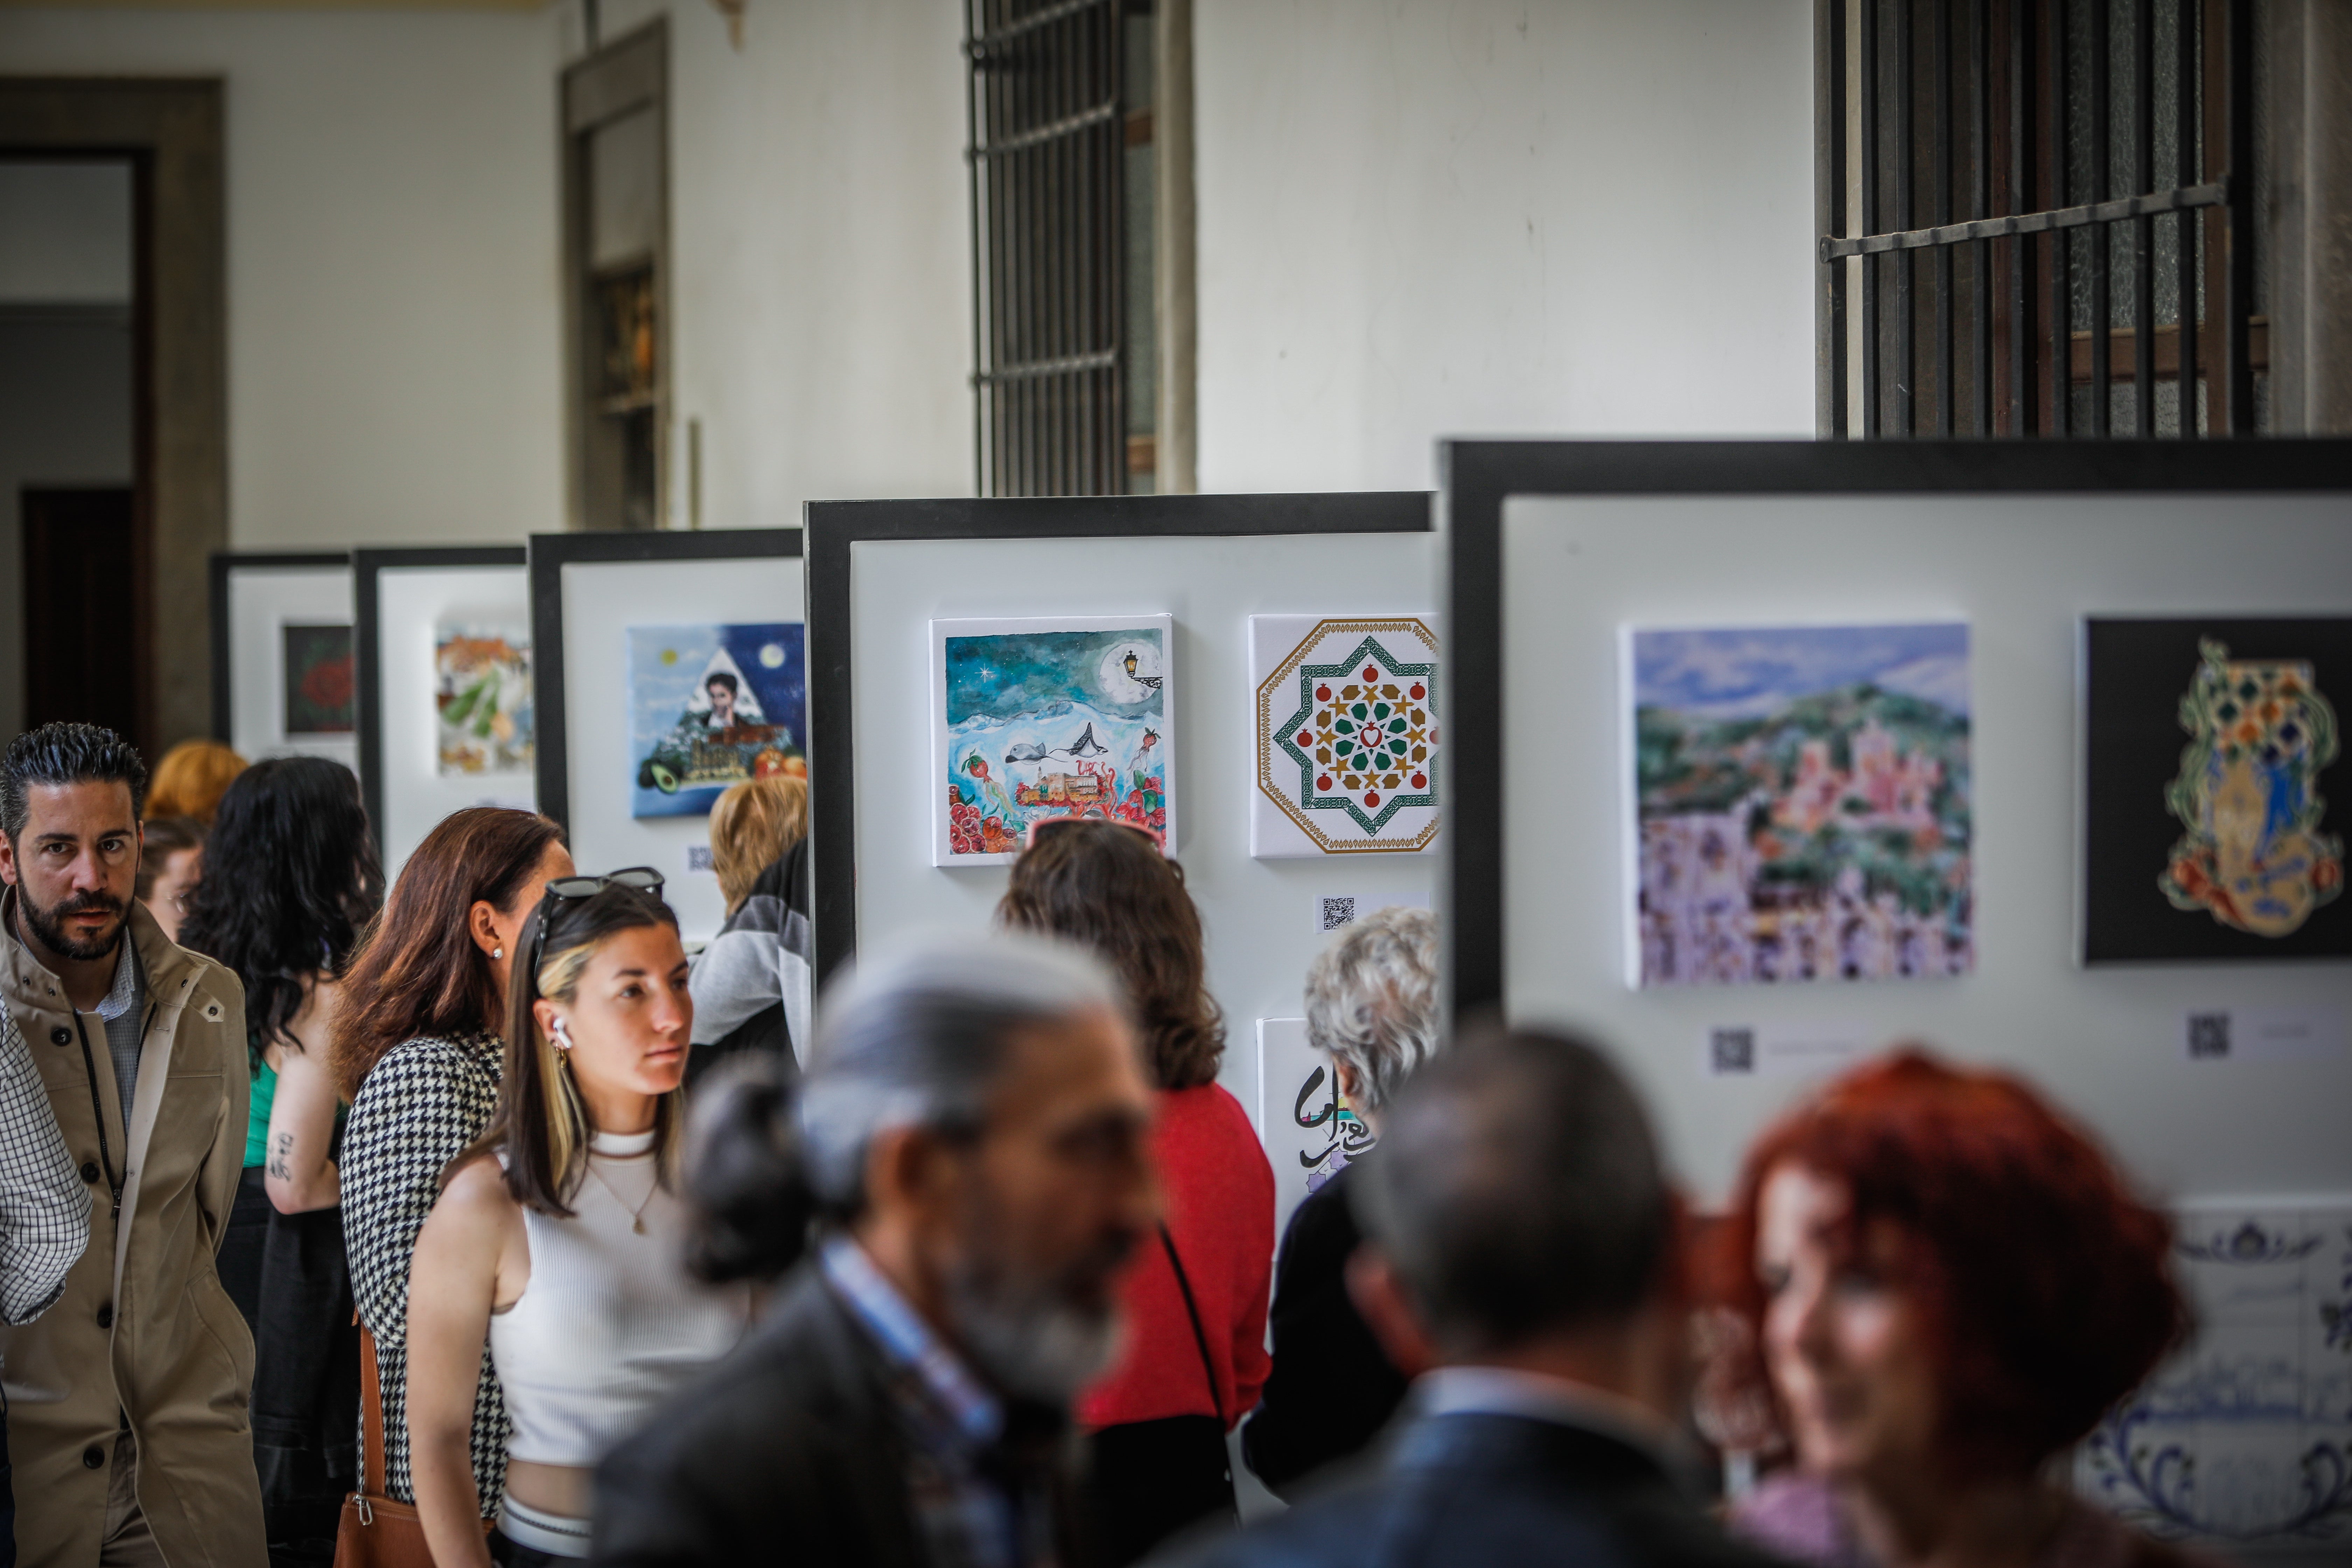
[356,1312,386,1498]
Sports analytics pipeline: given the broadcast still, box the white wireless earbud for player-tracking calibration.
[552,1016,574,1051]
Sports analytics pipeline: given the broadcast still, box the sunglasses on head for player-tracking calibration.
[1023,816,1161,851]
[536,866,665,937]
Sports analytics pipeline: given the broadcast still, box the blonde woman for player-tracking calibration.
[687,776,812,1082]
[407,871,751,1566]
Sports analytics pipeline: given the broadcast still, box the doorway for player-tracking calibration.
[1,79,226,759]
[0,156,145,750]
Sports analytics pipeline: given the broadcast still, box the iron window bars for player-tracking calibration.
[1817,0,2259,438]
[966,0,1130,496]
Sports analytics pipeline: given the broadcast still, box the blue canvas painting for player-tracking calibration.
[628,622,806,819]
[931,615,1174,864]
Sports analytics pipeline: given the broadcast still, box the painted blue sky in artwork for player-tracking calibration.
[945,627,1165,723]
[1633,623,1970,719]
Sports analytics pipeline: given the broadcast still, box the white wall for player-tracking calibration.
[0,8,565,550]
[573,0,975,530]
[1192,0,1817,493]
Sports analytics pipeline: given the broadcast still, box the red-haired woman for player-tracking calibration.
[1712,1050,2213,1568]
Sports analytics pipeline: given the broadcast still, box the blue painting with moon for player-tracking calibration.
[937,618,1171,861]
[628,622,807,819]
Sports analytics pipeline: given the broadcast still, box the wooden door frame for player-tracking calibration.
[0,78,225,755]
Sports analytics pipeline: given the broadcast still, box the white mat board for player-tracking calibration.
[226,564,356,772]
[851,532,1440,1110]
[1499,490,2352,1205]
[558,552,805,944]
[375,565,534,882]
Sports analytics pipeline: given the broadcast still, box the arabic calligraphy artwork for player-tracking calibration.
[435,623,533,776]
[931,616,1174,866]
[2083,618,2351,962]
[1628,623,1973,988]
[281,623,355,736]
[627,623,807,819]
[1250,615,1439,858]
[1255,1018,1375,1242]
[2077,1206,2352,1550]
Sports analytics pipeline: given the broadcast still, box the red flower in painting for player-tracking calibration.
[301,654,355,715]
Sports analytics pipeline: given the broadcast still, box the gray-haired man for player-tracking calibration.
[594,932,1160,1568]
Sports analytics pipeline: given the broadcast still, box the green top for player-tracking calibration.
[245,1047,277,1169]
[244,1038,348,1171]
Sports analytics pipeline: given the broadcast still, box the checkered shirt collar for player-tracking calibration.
[821,1236,1003,1447]
[92,936,139,1021]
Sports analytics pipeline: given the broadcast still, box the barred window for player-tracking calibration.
[1816,0,2268,438]
[966,0,1189,496]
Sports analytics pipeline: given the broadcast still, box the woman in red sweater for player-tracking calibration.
[999,820,1274,1567]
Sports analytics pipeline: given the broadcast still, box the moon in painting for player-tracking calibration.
[1097,640,1162,705]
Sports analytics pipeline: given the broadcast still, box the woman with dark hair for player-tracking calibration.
[1712,1050,2209,1568]
[406,874,750,1566]
[136,813,205,944]
[997,819,1274,1568]
[334,807,572,1530]
[177,755,382,1563]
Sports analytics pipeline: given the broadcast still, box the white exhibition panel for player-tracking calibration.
[852,532,1441,1111]
[227,565,356,771]
[1499,491,2352,1206]
[376,565,534,882]
[560,552,806,944]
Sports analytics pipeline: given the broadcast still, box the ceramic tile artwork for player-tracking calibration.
[281,623,354,736]
[931,616,1173,866]
[626,623,807,819]
[1250,615,1440,858]
[2078,1207,2352,1551]
[1626,622,1973,988]
[2082,618,2351,963]
[434,623,532,776]
[1254,1018,1374,1244]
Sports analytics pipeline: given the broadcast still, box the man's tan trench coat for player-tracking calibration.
[0,887,266,1568]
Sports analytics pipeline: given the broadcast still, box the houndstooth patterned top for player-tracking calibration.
[341,1032,509,1511]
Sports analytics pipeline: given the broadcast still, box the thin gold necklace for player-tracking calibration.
[583,1153,655,1235]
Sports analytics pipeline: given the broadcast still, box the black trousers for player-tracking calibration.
[1086,1415,1237,1568]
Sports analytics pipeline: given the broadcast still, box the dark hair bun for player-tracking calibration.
[681,1054,816,1285]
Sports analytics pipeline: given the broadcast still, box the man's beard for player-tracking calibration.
[18,883,127,962]
[943,1201,1134,1406]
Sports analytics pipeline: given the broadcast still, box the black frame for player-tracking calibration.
[805,491,1433,983]
[1440,438,2352,1017]
[527,528,804,833]
[208,550,351,742]
[354,546,528,848]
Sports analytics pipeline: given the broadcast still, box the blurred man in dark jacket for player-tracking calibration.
[1165,1026,1787,1568]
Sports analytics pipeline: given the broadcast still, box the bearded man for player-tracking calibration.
[591,932,1161,1568]
[0,724,263,1568]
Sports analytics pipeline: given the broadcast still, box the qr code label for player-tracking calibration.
[1320,896,1357,933]
[684,845,716,875]
[2186,1012,2232,1059]
[1710,1028,1756,1075]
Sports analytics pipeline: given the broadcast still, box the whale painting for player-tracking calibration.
[931,615,1174,866]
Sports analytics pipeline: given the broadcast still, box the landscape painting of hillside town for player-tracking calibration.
[932,616,1174,865]
[1628,622,1972,988]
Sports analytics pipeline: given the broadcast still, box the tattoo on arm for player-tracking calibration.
[268,1131,294,1182]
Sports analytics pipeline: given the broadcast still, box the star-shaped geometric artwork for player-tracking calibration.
[1252,616,1439,856]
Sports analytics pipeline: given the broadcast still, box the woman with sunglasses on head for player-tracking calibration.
[335,809,573,1528]
[407,871,753,1567]
[997,818,1275,1568]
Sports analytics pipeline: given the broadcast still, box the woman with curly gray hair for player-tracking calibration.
[1241,905,1441,1497]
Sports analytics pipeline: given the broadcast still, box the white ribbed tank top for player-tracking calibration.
[489,1128,752,1467]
